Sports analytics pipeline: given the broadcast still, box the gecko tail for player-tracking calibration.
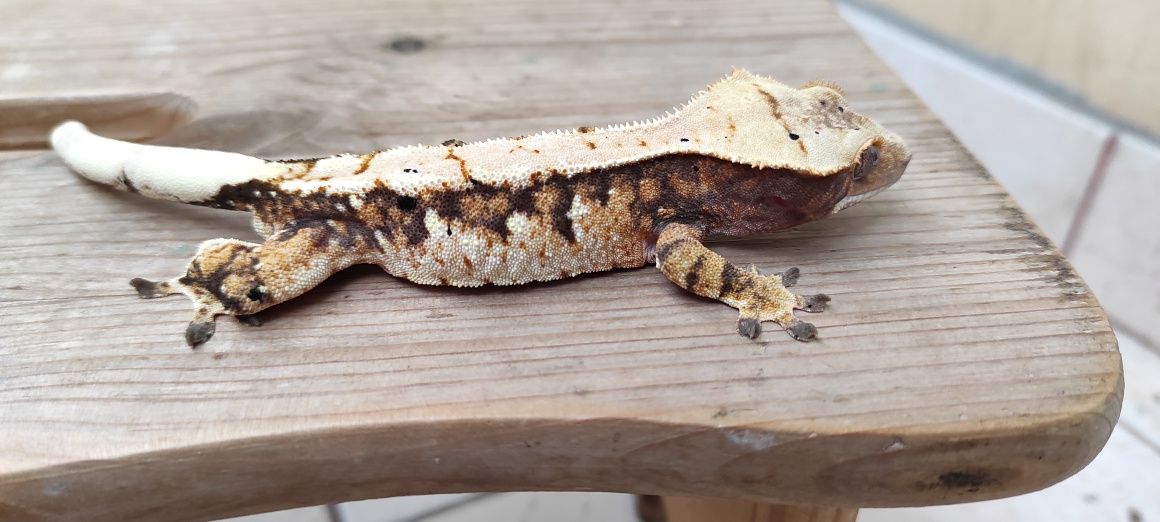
[50,121,290,206]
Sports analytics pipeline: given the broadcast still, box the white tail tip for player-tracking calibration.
[51,120,288,202]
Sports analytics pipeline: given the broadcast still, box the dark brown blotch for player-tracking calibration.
[397,195,418,211]
[387,36,426,53]
[935,471,996,493]
[580,169,616,206]
[719,263,739,297]
[548,183,577,242]
[684,255,704,291]
[398,208,430,245]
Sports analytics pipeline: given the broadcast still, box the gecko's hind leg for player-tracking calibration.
[135,224,365,348]
[656,223,831,342]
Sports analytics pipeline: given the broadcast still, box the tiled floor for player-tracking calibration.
[225,4,1160,521]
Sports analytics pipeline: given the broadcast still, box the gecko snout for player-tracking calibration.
[832,136,909,213]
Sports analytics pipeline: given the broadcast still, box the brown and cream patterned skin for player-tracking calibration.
[51,70,911,347]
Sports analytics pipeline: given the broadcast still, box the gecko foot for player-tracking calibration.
[134,226,362,347]
[736,308,819,342]
[798,293,830,313]
[778,267,800,287]
[185,321,216,348]
[738,317,762,339]
[786,319,818,341]
[731,271,826,342]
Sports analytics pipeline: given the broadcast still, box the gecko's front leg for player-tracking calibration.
[655,223,830,341]
[130,223,364,347]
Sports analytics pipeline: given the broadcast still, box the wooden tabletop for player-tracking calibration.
[0,1,1122,521]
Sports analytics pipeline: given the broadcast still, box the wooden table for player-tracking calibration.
[0,1,1122,521]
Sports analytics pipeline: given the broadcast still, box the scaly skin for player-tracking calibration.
[52,70,911,347]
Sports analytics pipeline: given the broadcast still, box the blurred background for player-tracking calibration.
[218,1,1159,521]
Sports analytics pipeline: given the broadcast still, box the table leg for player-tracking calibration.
[637,495,858,522]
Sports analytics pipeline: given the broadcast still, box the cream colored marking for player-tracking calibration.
[505,213,532,236]
[50,121,292,203]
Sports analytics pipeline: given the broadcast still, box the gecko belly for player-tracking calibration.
[369,203,650,286]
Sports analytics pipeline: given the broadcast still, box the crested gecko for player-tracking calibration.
[51,69,911,347]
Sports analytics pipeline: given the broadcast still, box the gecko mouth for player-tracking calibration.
[831,185,887,213]
[831,142,894,213]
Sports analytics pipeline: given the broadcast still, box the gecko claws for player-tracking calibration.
[185,321,216,348]
[800,293,830,313]
[778,267,800,287]
[737,317,762,339]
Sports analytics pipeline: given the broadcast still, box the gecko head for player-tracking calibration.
[833,129,911,214]
[720,72,912,215]
[790,81,911,213]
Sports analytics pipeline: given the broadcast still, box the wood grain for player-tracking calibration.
[0,0,1122,521]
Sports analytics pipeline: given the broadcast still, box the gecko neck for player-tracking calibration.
[690,156,852,238]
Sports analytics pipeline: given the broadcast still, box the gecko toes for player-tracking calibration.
[185,321,216,348]
[737,317,762,339]
[778,267,800,287]
[786,321,818,341]
[800,293,831,312]
[236,314,263,327]
[130,278,170,299]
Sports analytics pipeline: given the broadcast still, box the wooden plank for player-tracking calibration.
[859,422,1160,522]
[0,0,1121,521]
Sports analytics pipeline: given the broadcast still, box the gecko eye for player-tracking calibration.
[854,145,879,180]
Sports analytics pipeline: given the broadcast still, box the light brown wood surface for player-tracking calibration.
[0,0,1122,521]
